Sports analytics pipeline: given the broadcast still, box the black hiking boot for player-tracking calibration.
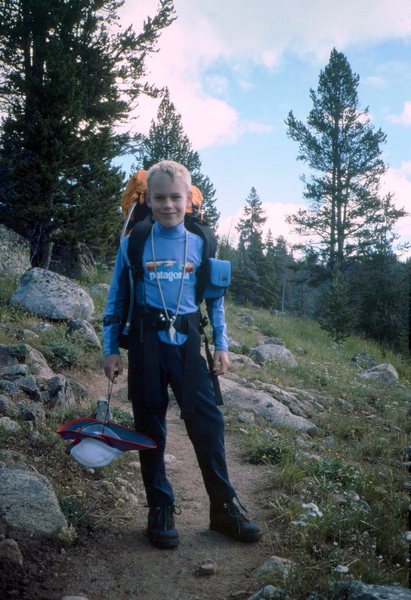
[147,505,180,549]
[210,498,262,543]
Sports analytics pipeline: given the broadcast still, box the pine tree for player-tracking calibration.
[319,265,354,342]
[231,187,277,307]
[0,0,175,266]
[140,88,220,228]
[353,252,408,352]
[286,48,405,269]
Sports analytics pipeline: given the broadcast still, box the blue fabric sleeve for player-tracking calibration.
[206,296,228,351]
[103,239,130,356]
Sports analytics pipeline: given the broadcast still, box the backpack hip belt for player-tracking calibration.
[128,308,223,419]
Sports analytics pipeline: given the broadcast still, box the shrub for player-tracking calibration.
[43,340,80,369]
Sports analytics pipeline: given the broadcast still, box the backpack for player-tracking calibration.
[118,170,230,349]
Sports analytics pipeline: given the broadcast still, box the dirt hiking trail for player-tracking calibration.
[48,370,272,600]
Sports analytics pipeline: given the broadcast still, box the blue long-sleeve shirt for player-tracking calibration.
[103,221,228,355]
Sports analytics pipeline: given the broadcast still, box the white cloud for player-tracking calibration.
[381,163,411,257]
[364,76,387,88]
[388,101,411,126]
[218,201,306,250]
[118,0,411,150]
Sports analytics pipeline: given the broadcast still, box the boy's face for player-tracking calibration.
[146,172,191,228]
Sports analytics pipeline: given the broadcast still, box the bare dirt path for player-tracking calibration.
[55,370,272,600]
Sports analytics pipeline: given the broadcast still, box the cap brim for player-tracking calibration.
[57,418,157,452]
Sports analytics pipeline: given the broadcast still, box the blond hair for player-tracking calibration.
[147,160,191,192]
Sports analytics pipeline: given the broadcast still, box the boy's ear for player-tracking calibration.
[144,189,150,207]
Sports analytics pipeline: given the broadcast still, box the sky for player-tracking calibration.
[117,0,411,258]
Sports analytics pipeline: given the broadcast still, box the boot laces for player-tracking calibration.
[224,497,249,533]
[152,504,181,530]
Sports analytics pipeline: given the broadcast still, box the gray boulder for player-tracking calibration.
[0,395,19,418]
[228,351,261,370]
[0,224,31,277]
[329,581,411,599]
[351,352,377,370]
[11,268,94,321]
[359,363,399,387]
[255,555,296,580]
[250,344,298,368]
[0,538,24,567]
[258,381,324,417]
[248,586,286,600]
[46,374,77,408]
[67,319,101,349]
[25,345,55,383]
[0,450,27,469]
[0,468,67,538]
[0,416,21,432]
[220,378,317,435]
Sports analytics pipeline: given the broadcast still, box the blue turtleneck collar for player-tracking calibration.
[154,220,186,238]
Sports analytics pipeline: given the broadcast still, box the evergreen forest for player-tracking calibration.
[0,3,409,356]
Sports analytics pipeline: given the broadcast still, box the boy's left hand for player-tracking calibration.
[213,350,229,376]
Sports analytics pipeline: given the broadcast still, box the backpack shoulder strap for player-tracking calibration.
[127,214,154,277]
[184,215,217,303]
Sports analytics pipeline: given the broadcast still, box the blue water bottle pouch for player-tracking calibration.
[203,258,231,299]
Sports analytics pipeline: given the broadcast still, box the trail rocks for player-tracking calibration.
[11,268,94,321]
[25,345,56,383]
[0,224,31,277]
[196,558,218,576]
[250,344,298,368]
[228,351,261,370]
[0,417,21,432]
[257,381,324,418]
[0,468,68,538]
[220,378,317,435]
[67,319,101,349]
[329,581,411,599]
[46,375,76,408]
[359,363,399,387]
[351,352,377,369]
[248,585,286,600]
[0,538,24,567]
[0,344,81,415]
[255,555,296,581]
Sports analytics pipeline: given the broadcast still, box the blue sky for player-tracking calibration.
[118,0,411,257]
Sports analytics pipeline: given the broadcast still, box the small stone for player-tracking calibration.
[0,538,23,567]
[0,416,21,432]
[164,453,177,465]
[334,565,349,574]
[196,558,217,576]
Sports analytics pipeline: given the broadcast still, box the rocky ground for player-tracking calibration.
[1,369,274,600]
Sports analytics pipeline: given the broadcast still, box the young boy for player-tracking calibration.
[103,160,261,549]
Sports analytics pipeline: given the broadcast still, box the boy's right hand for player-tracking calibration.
[103,354,123,382]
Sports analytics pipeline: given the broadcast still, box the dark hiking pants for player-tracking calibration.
[128,340,236,507]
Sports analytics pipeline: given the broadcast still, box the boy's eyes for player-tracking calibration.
[153,194,183,201]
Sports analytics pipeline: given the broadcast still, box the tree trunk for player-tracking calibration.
[38,240,54,269]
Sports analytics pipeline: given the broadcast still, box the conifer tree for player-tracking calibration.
[231,187,277,307]
[319,265,354,342]
[0,0,175,266]
[140,88,220,229]
[286,48,405,269]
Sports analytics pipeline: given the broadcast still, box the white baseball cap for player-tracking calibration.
[69,423,124,468]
